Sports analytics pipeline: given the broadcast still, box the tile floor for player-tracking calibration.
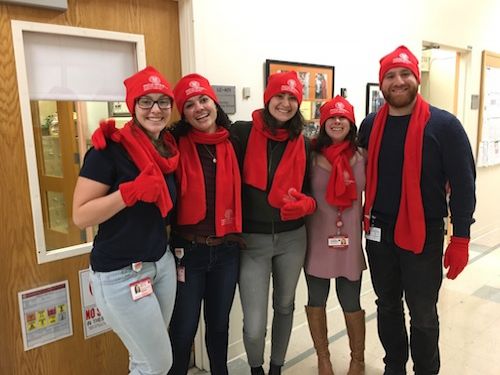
[190,236,500,374]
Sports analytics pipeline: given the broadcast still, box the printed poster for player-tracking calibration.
[79,268,110,338]
[18,280,73,351]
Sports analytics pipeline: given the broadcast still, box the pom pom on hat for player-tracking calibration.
[379,45,420,84]
[124,66,174,115]
[320,95,356,126]
[264,71,303,105]
[173,73,218,115]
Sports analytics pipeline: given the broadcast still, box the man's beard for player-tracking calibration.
[382,85,418,108]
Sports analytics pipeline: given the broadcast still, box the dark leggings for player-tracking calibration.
[305,273,362,313]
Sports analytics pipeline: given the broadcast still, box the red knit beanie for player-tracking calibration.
[124,66,174,115]
[173,73,219,115]
[264,71,303,105]
[320,95,356,126]
[379,45,420,84]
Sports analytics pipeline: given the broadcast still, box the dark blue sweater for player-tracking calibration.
[358,106,476,237]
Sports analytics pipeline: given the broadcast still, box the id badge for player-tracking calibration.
[131,261,143,272]
[365,227,381,242]
[130,277,153,301]
[174,248,184,259]
[328,235,349,249]
[176,266,186,282]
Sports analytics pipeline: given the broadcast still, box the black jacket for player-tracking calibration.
[230,120,313,234]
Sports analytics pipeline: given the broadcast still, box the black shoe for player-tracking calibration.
[384,367,406,375]
[250,366,265,375]
[268,363,282,375]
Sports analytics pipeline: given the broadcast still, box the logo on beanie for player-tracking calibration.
[330,102,348,115]
[392,52,413,65]
[280,79,299,95]
[143,75,166,91]
[185,80,206,95]
[150,76,161,84]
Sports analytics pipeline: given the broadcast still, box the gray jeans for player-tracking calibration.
[239,226,307,367]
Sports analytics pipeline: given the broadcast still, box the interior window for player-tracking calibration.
[30,100,130,250]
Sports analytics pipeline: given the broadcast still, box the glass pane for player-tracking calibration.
[47,191,68,233]
[31,100,128,252]
[38,101,63,177]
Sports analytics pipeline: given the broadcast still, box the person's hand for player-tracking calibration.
[119,165,163,207]
[91,119,119,150]
[443,236,469,280]
[280,188,316,221]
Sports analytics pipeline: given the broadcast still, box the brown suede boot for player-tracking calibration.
[344,310,365,375]
[305,306,335,375]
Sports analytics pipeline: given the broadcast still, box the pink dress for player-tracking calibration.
[304,153,367,281]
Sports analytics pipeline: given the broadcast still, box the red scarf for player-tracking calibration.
[243,110,306,208]
[321,141,357,209]
[176,127,242,236]
[364,94,430,253]
[93,120,179,217]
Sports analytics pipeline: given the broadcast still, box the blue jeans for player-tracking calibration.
[168,235,240,375]
[366,219,444,375]
[90,250,176,375]
[239,226,307,367]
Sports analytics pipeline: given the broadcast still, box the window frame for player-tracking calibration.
[11,20,146,263]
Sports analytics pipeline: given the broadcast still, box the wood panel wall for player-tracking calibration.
[0,0,181,373]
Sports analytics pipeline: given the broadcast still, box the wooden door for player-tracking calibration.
[31,101,82,250]
[0,1,181,374]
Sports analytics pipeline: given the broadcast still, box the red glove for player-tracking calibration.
[443,236,469,280]
[280,189,316,221]
[91,119,119,150]
[119,164,163,207]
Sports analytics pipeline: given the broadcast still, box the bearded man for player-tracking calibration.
[358,45,476,375]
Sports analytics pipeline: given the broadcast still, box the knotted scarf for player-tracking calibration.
[91,120,179,217]
[321,141,357,209]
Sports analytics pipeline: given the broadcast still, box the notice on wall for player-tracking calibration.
[212,85,236,114]
[477,66,500,167]
[79,268,110,339]
[18,280,73,351]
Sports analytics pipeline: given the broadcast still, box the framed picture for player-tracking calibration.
[366,83,385,115]
[108,101,130,117]
[265,59,335,122]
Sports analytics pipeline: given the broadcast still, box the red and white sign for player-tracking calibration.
[79,269,110,339]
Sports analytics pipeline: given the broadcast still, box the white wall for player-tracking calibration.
[181,0,500,242]
[179,0,500,367]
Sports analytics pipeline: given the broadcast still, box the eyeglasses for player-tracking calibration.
[136,96,172,110]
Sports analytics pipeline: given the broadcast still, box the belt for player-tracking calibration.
[175,232,246,249]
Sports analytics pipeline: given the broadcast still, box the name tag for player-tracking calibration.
[365,227,381,242]
[177,266,186,283]
[130,277,153,301]
[328,235,349,249]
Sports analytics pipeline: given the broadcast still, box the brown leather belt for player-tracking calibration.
[174,232,246,249]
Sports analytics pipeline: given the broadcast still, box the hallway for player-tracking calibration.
[191,233,500,374]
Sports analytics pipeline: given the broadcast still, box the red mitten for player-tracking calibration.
[119,164,163,206]
[443,236,470,280]
[91,119,119,150]
[280,189,316,221]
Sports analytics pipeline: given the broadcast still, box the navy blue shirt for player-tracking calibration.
[80,142,176,272]
[359,106,476,237]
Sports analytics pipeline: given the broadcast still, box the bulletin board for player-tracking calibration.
[477,50,500,167]
[265,59,334,138]
[265,59,334,122]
